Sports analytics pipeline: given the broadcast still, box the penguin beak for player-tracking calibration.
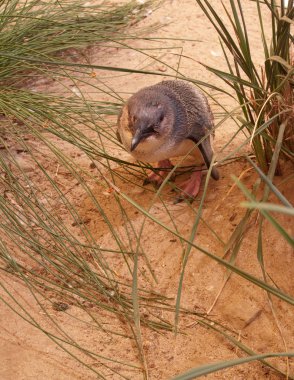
[130,129,143,152]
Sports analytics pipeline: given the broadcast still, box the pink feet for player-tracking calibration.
[143,159,174,187]
[174,170,202,203]
[143,160,203,203]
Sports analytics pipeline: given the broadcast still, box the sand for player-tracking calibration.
[0,1,293,379]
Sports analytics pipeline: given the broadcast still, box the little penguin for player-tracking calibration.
[117,80,219,202]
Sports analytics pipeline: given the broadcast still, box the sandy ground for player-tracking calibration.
[1,1,294,379]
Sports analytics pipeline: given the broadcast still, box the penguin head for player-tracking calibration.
[126,90,175,152]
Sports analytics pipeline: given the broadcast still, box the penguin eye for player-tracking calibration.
[159,114,164,122]
[146,125,156,134]
[152,125,161,134]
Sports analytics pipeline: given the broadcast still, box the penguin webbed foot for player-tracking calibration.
[143,159,174,187]
[174,170,202,204]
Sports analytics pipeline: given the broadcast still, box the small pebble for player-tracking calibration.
[52,302,69,312]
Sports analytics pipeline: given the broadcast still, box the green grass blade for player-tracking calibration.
[171,352,294,379]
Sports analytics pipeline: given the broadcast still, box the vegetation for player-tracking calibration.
[0,0,293,379]
[197,0,294,173]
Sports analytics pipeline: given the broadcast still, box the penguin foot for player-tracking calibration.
[174,171,202,204]
[143,159,174,187]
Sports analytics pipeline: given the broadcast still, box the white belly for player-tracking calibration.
[121,129,203,164]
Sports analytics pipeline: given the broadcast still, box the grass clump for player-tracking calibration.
[0,1,169,379]
[196,0,294,173]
